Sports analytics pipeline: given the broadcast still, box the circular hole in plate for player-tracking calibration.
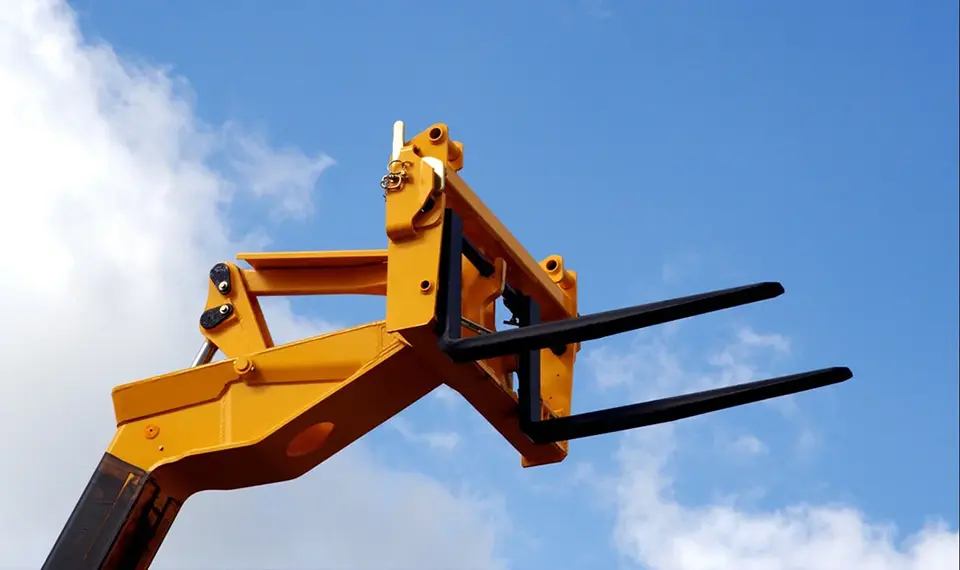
[286,422,335,458]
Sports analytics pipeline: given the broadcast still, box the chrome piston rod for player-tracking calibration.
[190,340,218,367]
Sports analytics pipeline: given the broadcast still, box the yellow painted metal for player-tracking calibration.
[537,255,579,419]
[443,170,570,322]
[200,261,274,353]
[108,121,580,475]
[110,323,428,492]
[77,121,583,567]
[239,251,388,296]
[238,250,388,269]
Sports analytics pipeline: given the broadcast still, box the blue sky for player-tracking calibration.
[20,0,958,567]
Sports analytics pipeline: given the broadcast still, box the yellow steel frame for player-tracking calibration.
[106,123,579,514]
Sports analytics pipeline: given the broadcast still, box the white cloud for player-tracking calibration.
[158,445,508,570]
[432,384,464,408]
[728,434,768,457]
[704,327,789,392]
[391,417,462,451]
[736,327,791,354]
[0,1,505,568]
[796,427,818,455]
[424,431,462,450]
[589,329,959,570]
[226,126,334,221]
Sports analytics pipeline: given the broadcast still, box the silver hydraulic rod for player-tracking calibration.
[190,340,218,367]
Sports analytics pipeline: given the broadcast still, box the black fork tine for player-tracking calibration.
[443,282,786,362]
[523,367,852,443]
[431,208,853,444]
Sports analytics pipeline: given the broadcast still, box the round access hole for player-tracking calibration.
[286,422,335,458]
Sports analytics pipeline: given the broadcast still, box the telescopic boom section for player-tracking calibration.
[42,121,853,570]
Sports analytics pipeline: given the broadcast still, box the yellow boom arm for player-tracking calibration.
[41,122,853,570]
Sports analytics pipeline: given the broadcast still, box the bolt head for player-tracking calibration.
[234,356,254,376]
[219,304,230,314]
[218,280,229,292]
